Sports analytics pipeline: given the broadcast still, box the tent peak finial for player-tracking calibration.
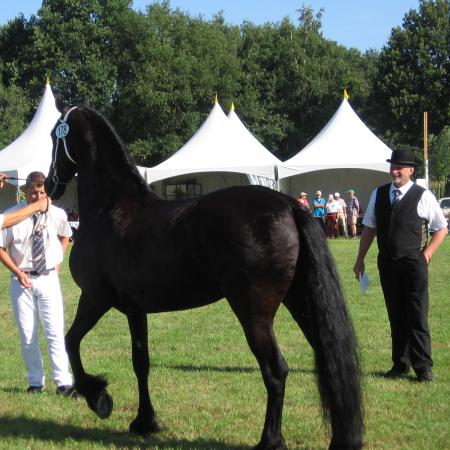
[344,89,349,100]
[214,94,218,105]
[46,76,50,85]
[230,102,235,111]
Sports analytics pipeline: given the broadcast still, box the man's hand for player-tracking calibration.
[17,271,33,288]
[0,173,7,190]
[37,197,51,213]
[353,260,365,280]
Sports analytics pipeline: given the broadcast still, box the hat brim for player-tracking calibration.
[386,159,418,167]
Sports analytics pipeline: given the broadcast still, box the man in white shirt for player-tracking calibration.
[0,172,73,394]
[353,150,447,382]
[334,192,348,238]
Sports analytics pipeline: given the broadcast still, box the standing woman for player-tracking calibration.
[325,194,339,238]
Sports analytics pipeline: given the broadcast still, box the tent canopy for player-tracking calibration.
[145,102,280,184]
[278,98,392,179]
[0,80,61,186]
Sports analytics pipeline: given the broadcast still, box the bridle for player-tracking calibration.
[49,107,78,195]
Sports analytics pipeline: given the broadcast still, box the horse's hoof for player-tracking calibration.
[94,390,113,419]
[129,417,163,435]
[253,439,288,450]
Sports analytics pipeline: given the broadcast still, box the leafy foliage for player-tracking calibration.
[0,0,448,188]
[0,82,29,148]
[373,0,450,150]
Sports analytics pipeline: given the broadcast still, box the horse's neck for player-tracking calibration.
[76,164,157,219]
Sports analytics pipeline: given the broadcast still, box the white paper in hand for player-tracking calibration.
[358,272,370,295]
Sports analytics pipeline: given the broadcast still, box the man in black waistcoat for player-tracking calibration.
[353,149,448,382]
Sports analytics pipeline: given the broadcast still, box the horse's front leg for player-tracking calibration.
[127,312,161,435]
[65,291,113,418]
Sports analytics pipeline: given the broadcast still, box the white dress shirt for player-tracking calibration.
[363,181,448,231]
[0,203,72,270]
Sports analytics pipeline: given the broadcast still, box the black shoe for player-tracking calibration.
[384,366,410,379]
[26,385,44,393]
[416,370,433,382]
[56,385,77,397]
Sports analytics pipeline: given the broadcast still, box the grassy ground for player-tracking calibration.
[0,236,448,449]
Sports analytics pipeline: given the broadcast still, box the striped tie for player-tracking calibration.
[392,189,401,206]
[32,215,47,275]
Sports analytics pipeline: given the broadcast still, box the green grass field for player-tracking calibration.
[0,236,448,449]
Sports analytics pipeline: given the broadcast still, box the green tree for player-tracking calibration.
[429,126,450,197]
[114,1,242,165]
[373,0,450,149]
[0,81,29,148]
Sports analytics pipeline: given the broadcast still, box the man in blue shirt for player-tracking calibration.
[313,190,326,234]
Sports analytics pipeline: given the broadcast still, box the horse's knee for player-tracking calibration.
[264,359,288,395]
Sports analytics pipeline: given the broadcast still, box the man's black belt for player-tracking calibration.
[22,268,55,276]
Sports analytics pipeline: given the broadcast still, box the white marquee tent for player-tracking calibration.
[146,101,280,198]
[0,80,147,212]
[0,80,77,211]
[278,97,392,209]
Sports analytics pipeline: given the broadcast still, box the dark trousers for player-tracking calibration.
[378,252,432,373]
[314,216,326,235]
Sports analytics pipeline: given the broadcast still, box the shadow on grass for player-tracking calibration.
[0,415,249,449]
[152,362,315,375]
[368,370,418,382]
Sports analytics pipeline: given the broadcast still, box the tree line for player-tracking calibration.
[0,0,449,194]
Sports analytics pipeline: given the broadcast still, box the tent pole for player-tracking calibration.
[423,111,429,189]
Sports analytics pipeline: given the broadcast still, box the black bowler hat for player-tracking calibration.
[386,149,418,167]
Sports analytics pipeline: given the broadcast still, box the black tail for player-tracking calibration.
[291,206,363,450]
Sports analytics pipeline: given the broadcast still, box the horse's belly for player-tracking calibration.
[113,277,222,314]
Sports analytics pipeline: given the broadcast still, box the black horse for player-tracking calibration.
[45,103,363,450]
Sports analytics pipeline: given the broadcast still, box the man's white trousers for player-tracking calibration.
[10,272,72,388]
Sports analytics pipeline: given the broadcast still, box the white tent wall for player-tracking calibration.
[150,172,251,198]
[280,168,391,210]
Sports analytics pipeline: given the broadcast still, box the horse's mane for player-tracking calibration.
[79,106,152,197]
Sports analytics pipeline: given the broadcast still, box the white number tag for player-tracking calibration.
[56,122,69,139]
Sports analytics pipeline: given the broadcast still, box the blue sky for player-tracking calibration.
[0,0,420,52]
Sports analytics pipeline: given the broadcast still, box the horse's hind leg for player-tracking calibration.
[65,292,113,419]
[127,312,161,435]
[232,303,288,450]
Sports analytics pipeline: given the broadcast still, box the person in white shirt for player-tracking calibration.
[334,192,348,238]
[325,194,339,238]
[353,149,447,382]
[0,172,73,394]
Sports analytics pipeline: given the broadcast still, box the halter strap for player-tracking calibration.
[50,107,78,194]
[54,106,78,165]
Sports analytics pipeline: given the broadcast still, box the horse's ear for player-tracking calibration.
[82,96,91,107]
[55,96,69,114]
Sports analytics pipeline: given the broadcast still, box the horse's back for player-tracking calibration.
[184,186,300,301]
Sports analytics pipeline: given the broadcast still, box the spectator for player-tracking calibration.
[346,189,360,237]
[312,190,326,234]
[325,194,339,238]
[296,192,309,210]
[335,192,348,238]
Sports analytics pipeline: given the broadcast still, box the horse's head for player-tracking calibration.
[45,98,89,199]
